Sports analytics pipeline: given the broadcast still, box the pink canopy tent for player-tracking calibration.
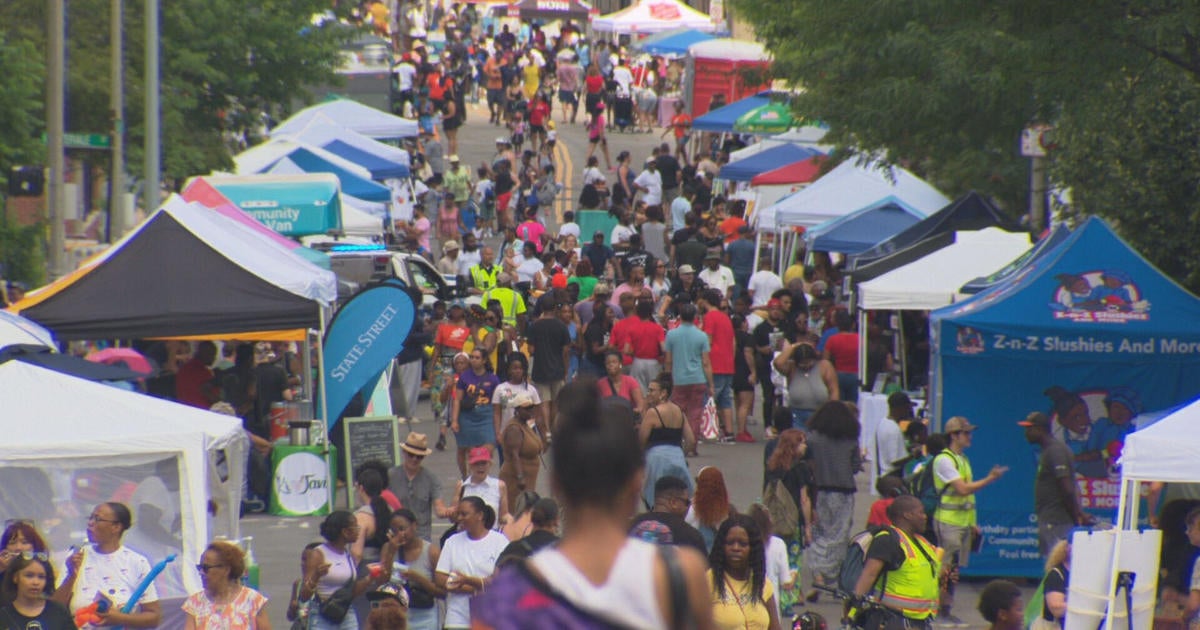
[181,178,303,251]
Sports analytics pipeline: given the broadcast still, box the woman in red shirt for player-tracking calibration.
[598,350,645,416]
[583,65,605,126]
[528,93,551,153]
[821,310,860,403]
[433,304,472,449]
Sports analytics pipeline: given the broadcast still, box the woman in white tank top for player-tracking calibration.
[296,511,391,630]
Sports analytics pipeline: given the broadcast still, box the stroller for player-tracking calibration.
[612,87,635,133]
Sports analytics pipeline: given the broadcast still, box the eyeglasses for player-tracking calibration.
[87,515,120,524]
[404,452,425,460]
[195,563,225,572]
[14,551,49,561]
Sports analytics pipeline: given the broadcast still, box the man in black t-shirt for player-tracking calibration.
[629,476,707,555]
[656,142,682,208]
[526,295,572,432]
[752,298,793,425]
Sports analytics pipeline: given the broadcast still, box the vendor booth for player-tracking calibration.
[686,39,771,118]
[203,173,346,237]
[692,91,776,133]
[959,223,1072,295]
[270,97,419,140]
[718,144,821,182]
[759,159,949,232]
[592,0,717,34]
[0,309,55,349]
[635,27,716,57]
[929,217,1200,577]
[285,114,411,180]
[804,199,926,255]
[492,0,594,21]
[236,143,392,203]
[0,360,247,617]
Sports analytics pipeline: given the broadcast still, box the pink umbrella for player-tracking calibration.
[85,348,157,375]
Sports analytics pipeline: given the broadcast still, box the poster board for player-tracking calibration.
[342,416,401,487]
[1065,528,1161,630]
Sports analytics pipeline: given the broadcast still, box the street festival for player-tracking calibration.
[3,1,1200,629]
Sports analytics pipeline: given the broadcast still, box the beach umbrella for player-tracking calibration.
[734,103,795,133]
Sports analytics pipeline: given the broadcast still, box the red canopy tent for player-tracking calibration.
[750,156,825,186]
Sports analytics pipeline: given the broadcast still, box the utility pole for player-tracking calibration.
[47,0,67,277]
[110,0,125,239]
[1030,155,1047,233]
[144,0,160,211]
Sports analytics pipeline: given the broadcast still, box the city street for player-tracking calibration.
[241,101,1023,628]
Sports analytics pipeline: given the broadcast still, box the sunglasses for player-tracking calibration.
[87,515,121,524]
[9,551,49,561]
[195,563,225,572]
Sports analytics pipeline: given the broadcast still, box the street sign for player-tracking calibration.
[41,132,112,150]
[1020,126,1053,158]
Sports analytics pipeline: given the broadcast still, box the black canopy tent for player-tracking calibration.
[492,0,593,21]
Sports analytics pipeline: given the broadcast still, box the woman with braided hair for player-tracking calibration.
[708,513,782,630]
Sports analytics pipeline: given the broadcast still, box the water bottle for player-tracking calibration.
[242,537,260,590]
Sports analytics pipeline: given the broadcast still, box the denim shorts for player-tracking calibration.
[712,374,734,410]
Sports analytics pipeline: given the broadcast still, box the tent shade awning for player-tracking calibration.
[849,191,1024,271]
[719,145,820,182]
[750,156,825,186]
[760,159,949,230]
[959,223,1071,295]
[592,0,717,34]
[1121,397,1200,481]
[13,197,336,339]
[270,98,419,139]
[0,311,55,349]
[806,200,925,254]
[635,28,716,57]
[857,228,1033,310]
[691,91,778,133]
[492,0,593,21]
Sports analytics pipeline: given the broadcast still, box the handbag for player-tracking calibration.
[764,477,800,537]
[699,397,719,440]
[318,576,356,624]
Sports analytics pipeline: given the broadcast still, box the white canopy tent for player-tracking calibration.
[233,138,375,181]
[0,360,247,602]
[286,113,412,167]
[0,310,55,349]
[687,38,769,62]
[592,0,718,34]
[270,98,419,139]
[756,159,950,231]
[729,126,832,162]
[856,229,1033,310]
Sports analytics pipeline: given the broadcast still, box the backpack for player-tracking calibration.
[764,477,800,538]
[908,452,951,519]
[838,528,886,594]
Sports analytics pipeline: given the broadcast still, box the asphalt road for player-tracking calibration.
[241,101,1023,628]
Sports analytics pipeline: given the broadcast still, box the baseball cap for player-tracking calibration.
[887,392,915,408]
[944,416,978,433]
[444,240,460,251]
[365,582,408,607]
[468,446,493,465]
[1017,411,1050,429]
[593,230,605,239]
[448,154,460,163]
[496,136,510,144]
[766,298,783,309]
[704,248,721,260]
[678,264,695,275]
[511,393,537,408]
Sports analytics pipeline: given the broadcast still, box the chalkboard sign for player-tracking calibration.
[342,416,401,487]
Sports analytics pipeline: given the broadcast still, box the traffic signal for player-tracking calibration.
[8,166,45,197]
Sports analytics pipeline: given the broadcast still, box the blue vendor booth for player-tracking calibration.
[929,216,1200,577]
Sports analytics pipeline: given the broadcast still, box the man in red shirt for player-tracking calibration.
[612,297,665,395]
[822,310,860,403]
[698,288,744,442]
[175,341,219,408]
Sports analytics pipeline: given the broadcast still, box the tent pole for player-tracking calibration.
[1104,477,1134,630]
[857,308,868,393]
[897,312,907,389]
[316,306,333,514]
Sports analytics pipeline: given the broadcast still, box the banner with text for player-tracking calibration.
[323,281,417,425]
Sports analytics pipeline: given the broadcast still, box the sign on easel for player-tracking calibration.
[1066,528,1160,630]
[342,416,401,488]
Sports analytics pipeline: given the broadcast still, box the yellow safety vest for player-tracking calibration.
[933,450,975,527]
[470,264,501,292]
[874,528,941,620]
[481,287,525,327]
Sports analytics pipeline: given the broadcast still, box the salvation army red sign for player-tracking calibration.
[648,2,682,19]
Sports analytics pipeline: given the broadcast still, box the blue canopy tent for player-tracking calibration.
[261,147,392,202]
[805,199,925,254]
[637,28,716,57]
[848,191,1023,278]
[958,223,1071,294]
[285,116,412,180]
[929,217,1200,577]
[718,144,821,182]
[320,141,409,180]
[692,91,781,134]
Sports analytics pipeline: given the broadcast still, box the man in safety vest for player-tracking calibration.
[853,495,947,630]
[468,246,500,295]
[481,271,526,331]
[931,416,1008,626]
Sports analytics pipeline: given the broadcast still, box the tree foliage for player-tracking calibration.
[0,0,350,185]
[735,0,1200,291]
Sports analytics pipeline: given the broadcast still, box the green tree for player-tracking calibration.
[0,31,45,194]
[735,0,1200,291]
[0,0,351,186]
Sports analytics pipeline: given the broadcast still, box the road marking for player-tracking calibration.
[554,134,572,224]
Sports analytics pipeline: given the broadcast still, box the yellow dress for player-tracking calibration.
[522,63,540,101]
[709,570,775,630]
